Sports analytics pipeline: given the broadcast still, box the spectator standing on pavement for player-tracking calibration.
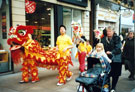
[101,26,122,92]
[122,31,134,80]
[56,25,73,86]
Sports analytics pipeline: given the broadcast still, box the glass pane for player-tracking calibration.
[72,9,82,61]
[0,0,11,73]
[26,2,52,47]
[73,9,82,25]
[63,8,72,38]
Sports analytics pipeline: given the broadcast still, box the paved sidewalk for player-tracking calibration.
[0,62,80,92]
[116,65,135,92]
[0,62,134,92]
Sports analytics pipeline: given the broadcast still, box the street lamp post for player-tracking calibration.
[119,6,121,35]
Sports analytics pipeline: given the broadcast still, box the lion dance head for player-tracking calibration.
[7,25,34,64]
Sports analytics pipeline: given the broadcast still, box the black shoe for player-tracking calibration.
[129,77,135,81]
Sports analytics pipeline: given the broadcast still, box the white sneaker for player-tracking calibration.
[31,80,39,83]
[67,73,73,81]
[57,82,64,86]
[19,80,28,84]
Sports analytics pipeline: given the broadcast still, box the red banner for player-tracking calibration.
[25,0,36,14]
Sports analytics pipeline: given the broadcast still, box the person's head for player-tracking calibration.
[106,26,114,38]
[59,25,66,35]
[81,35,87,42]
[95,43,104,52]
[128,31,134,39]
[86,40,90,45]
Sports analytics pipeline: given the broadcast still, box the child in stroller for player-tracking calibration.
[76,43,111,92]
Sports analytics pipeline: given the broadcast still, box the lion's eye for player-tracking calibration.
[18,30,26,36]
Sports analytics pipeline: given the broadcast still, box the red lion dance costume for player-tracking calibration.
[7,25,73,83]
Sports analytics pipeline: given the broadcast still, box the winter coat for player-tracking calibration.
[123,38,134,61]
[101,35,122,63]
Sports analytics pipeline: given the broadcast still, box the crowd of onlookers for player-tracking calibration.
[77,26,134,92]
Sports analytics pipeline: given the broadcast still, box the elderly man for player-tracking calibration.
[101,26,122,92]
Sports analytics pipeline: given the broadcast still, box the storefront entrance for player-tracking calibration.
[0,0,12,73]
[26,1,54,48]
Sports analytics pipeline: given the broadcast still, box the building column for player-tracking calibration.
[54,5,63,45]
[82,11,90,40]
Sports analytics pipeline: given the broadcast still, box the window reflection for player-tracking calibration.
[26,2,51,47]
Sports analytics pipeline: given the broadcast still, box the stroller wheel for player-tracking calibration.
[77,84,91,92]
[77,84,83,92]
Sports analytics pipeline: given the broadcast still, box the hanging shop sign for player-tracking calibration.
[2,12,7,39]
[122,10,132,18]
[25,0,36,14]
[97,11,118,22]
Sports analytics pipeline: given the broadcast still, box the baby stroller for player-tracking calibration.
[76,56,111,92]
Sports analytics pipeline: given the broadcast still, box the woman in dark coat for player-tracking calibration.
[123,31,134,80]
[101,26,122,92]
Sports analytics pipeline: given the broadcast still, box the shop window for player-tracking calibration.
[0,0,9,39]
[98,20,115,30]
[63,8,72,37]
[26,2,52,47]
[73,9,82,24]
[0,0,11,73]
[63,8,82,37]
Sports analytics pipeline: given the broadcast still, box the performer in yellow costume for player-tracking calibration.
[86,40,92,55]
[56,25,73,86]
[78,36,92,73]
